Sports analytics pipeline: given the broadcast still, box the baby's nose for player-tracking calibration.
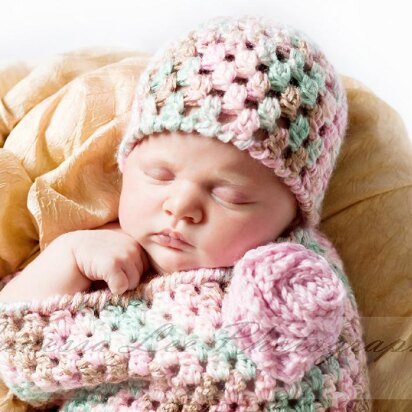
[163,182,204,223]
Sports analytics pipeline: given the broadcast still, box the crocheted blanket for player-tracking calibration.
[0,228,371,411]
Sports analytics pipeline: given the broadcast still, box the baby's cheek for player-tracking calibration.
[203,235,250,267]
[221,222,275,263]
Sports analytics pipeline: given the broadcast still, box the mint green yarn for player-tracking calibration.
[257,37,278,66]
[164,91,185,114]
[195,114,221,137]
[180,111,200,133]
[176,57,201,86]
[309,62,326,92]
[159,92,184,131]
[63,399,93,412]
[295,381,317,410]
[299,74,319,107]
[289,49,306,83]
[212,329,257,381]
[266,374,329,412]
[304,366,324,394]
[268,60,291,92]
[232,352,257,381]
[202,95,221,116]
[290,33,303,48]
[11,382,52,404]
[141,95,157,115]
[163,113,183,133]
[140,93,225,137]
[268,384,317,412]
[269,388,294,411]
[149,59,173,91]
[305,234,326,256]
[306,138,324,168]
[152,115,164,133]
[181,334,212,362]
[258,96,281,133]
[322,355,341,383]
[288,114,309,151]
[139,96,157,134]
[193,98,221,137]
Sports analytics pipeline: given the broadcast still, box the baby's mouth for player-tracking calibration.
[152,233,192,250]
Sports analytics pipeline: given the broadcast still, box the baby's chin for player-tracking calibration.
[145,251,199,276]
[144,250,230,278]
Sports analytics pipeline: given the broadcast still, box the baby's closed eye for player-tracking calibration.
[211,187,251,204]
[143,168,254,205]
[143,168,172,181]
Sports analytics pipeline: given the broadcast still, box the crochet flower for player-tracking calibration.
[221,241,346,385]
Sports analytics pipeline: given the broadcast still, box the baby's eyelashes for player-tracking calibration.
[143,168,253,205]
[143,169,172,181]
[211,188,250,204]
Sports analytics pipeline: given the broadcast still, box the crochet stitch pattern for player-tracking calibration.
[0,228,371,411]
[117,16,348,228]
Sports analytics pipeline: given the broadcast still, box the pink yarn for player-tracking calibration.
[221,242,346,384]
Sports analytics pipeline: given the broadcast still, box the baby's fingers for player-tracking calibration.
[106,271,129,295]
[121,247,148,291]
[123,260,142,291]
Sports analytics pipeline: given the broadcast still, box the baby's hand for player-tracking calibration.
[70,229,150,295]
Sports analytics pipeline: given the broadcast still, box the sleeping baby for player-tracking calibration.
[0,15,371,411]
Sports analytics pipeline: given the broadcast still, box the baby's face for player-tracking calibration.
[119,131,297,274]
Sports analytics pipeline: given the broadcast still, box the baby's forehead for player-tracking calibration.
[131,135,258,172]
[133,131,253,160]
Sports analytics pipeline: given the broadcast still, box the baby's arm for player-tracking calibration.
[0,221,150,408]
[0,232,91,303]
[0,221,148,303]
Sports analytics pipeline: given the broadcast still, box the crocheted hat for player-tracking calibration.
[116,15,348,228]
